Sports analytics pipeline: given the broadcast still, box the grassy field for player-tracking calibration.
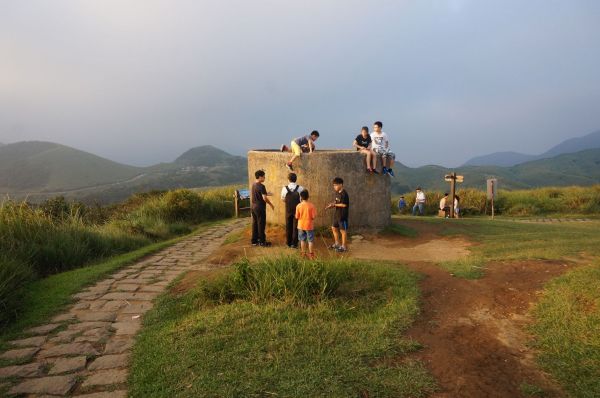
[530,261,600,398]
[129,256,436,397]
[0,187,236,328]
[394,185,600,216]
[409,216,600,396]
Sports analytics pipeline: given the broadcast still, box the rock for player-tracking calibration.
[48,356,87,375]
[9,375,76,396]
[74,391,127,398]
[103,339,134,355]
[0,362,43,378]
[101,300,128,311]
[50,329,81,344]
[119,302,153,314]
[88,354,129,370]
[8,335,47,348]
[26,323,62,335]
[114,284,140,292]
[52,313,76,323]
[111,321,141,336]
[38,342,99,358]
[351,235,364,240]
[76,312,117,322]
[81,369,128,388]
[139,285,163,293]
[0,347,40,361]
[67,321,111,331]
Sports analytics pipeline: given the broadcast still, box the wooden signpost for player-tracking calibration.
[444,172,464,218]
[234,189,251,218]
[486,178,497,219]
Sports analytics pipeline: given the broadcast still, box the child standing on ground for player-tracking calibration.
[251,170,275,246]
[326,177,350,253]
[281,172,304,248]
[371,121,396,177]
[281,130,320,171]
[353,126,377,173]
[295,190,317,259]
[412,187,426,216]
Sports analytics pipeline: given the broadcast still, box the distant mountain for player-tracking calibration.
[0,141,142,192]
[462,151,537,167]
[540,129,600,158]
[393,148,600,193]
[0,141,247,203]
[463,129,600,167]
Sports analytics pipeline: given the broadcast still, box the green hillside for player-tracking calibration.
[392,148,600,193]
[0,141,143,192]
[0,141,247,203]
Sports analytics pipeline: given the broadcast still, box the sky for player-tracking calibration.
[1,0,600,167]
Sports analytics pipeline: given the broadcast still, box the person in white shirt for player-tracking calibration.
[281,173,304,248]
[439,193,450,218]
[370,121,396,177]
[454,195,460,218]
[412,187,426,216]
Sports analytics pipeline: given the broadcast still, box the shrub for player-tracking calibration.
[0,257,32,327]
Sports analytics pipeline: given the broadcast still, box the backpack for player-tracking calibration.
[285,185,301,216]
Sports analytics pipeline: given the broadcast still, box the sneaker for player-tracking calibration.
[382,167,388,175]
[366,168,372,173]
[280,144,288,152]
[329,243,340,250]
[252,242,258,246]
[335,246,347,253]
[372,169,379,175]
[259,241,272,247]
[387,168,395,177]
[286,163,294,171]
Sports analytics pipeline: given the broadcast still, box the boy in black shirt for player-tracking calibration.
[325,177,349,252]
[352,126,377,174]
[251,170,274,246]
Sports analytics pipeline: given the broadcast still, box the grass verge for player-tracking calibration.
[438,256,486,279]
[0,221,223,347]
[381,223,418,238]
[129,256,436,397]
[530,262,600,398]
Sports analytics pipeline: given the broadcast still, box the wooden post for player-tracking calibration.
[234,190,239,218]
[491,181,495,220]
[449,172,456,219]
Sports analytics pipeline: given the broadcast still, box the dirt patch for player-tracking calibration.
[405,260,571,398]
[351,237,471,262]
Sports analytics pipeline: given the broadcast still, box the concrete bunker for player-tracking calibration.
[247,150,391,229]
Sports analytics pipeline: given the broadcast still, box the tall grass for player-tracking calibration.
[0,187,236,327]
[393,185,600,216]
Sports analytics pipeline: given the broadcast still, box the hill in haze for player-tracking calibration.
[0,142,247,203]
[2,140,600,203]
[463,129,600,167]
[393,148,600,193]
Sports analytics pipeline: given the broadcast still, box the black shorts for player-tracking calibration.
[332,218,348,230]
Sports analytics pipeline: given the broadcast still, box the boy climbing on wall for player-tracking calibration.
[280,130,320,171]
[295,189,317,259]
[325,177,350,253]
[371,121,396,177]
[281,172,304,248]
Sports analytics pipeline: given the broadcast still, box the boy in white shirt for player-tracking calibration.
[370,121,396,177]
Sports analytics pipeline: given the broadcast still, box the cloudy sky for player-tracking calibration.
[1,1,599,167]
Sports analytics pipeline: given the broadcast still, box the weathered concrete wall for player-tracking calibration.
[247,150,391,229]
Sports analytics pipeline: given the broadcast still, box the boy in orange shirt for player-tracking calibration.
[295,190,317,259]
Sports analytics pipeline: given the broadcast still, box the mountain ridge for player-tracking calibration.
[463,129,600,167]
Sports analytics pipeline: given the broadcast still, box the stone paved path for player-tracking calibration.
[0,218,247,397]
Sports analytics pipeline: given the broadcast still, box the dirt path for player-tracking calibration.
[0,218,247,397]
[404,260,570,398]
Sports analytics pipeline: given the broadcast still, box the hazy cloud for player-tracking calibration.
[1,0,599,166]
